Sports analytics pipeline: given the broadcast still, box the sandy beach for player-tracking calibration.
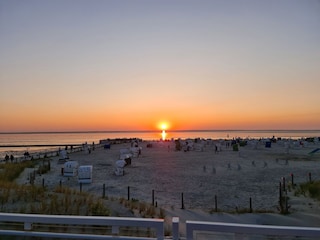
[15,138,320,236]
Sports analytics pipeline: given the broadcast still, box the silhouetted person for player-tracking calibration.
[5,154,9,163]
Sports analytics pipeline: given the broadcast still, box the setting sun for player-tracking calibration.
[157,121,170,131]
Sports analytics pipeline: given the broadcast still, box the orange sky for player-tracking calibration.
[1,1,320,132]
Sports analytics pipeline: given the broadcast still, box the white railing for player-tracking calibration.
[1,213,320,240]
[186,220,320,240]
[0,213,165,240]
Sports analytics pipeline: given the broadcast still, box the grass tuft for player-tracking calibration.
[296,181,320,200]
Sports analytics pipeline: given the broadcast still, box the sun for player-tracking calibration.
[161,123,168,130]
[158,121,170,131]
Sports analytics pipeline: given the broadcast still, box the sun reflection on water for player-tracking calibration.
[161,130,166,141]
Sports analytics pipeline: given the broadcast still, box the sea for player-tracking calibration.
[1,130,319,159]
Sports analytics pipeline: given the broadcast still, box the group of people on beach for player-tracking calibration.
[3,154,14,163]
[2,151,32,163]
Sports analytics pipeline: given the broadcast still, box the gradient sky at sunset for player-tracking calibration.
[1,0,319,132]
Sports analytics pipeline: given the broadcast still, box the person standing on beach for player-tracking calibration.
[4,154,9,163]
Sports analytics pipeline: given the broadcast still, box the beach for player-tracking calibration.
[15,138,320,236]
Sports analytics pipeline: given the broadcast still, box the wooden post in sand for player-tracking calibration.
[279,181,283,211]
[285,191,289,213]
[291,173,294,187]
[181,193,185,209]
[152,190,155,206]
[309,172,312,183]
[127,186,130,201]
[215,195,218,212]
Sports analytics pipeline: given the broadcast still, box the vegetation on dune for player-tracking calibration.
[295,181,320,200]
[0,160,165,219]
[0,161,35,182]
[0,160,110,216]
[0,159,164,238]
[118,197,166,219]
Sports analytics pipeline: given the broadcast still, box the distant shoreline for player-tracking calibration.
[0,144,84,148]
[1,130,319,159]
[1,129,320,134]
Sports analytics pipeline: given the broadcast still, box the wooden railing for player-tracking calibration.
[186,220,320,239]
[0,213,165,240]
[1,213,320,239]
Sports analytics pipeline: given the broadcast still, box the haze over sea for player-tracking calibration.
[1,130,320,159]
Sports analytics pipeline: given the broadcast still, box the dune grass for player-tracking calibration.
[295,181,320,200]
[0,160,110,216]
[0,161,36,182]
[0,160,160,218]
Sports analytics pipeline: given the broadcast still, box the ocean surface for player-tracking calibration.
[1,130,319,159]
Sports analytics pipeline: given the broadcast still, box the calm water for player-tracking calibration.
[1,130,319,159]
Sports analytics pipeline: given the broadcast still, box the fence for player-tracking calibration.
[1,213,320,240]
[0,213,165,240]
[1,143,101,162]
[41,171,319,214]
[186,220,320,239]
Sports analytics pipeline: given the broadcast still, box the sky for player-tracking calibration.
[1,0,320,132]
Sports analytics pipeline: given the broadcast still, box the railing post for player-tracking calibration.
[172,217,179,240]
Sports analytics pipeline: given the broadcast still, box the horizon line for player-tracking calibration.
[1,129,320,134]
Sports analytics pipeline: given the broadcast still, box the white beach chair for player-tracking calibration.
[114,167,124,176]
[63,161,78,177]
[114,160,126,176]
[59,150,68,160]
[130,147,141,157]
[78,165,93,183]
